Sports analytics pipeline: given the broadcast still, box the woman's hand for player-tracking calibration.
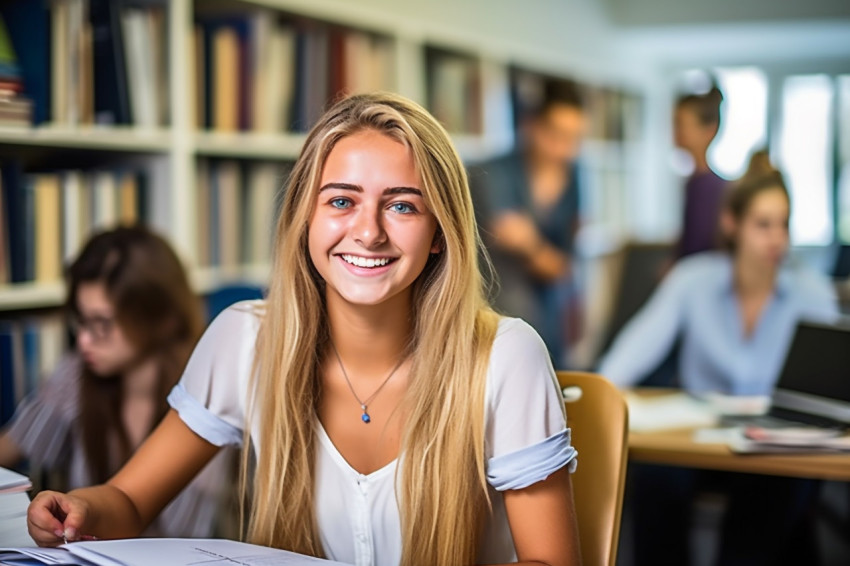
[27,490,92,547]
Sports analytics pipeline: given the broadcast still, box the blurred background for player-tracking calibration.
[0,0,848,563]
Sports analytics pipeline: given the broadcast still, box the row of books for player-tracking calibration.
[193,10,395,134]
[0,315,65,427]
[0,0,169,127]
[0,9,33,127]
[0,164,149,285]
[426,48,483,135]
[196,159,287,269]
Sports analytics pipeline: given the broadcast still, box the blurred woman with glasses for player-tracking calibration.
[0,226,231,538]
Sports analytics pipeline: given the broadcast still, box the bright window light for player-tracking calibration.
[708,67,768,180]
[838,76,850,244]
[775,75,834,246]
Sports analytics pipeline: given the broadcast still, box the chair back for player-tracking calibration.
[557,371,629,566]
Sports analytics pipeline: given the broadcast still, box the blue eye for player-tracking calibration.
[390,202,416,214]
[330,197,351,209]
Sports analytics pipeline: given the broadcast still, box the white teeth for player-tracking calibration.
[341,254,391,268]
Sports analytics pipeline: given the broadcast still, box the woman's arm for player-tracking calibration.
[598,261,691,388]
[28,410,219,545]
[0,433,23,468]
[491,467,581,566]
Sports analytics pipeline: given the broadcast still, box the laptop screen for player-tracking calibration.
[772,321,850,423]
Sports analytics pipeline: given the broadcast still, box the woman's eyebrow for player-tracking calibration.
[383,187,422,196]
[319,182,361,192]
[318,182,422,196]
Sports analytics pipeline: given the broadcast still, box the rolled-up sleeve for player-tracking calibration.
[167,301,262,447]
[485,318,577,492]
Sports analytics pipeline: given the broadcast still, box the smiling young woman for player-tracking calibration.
[26,93,581,566]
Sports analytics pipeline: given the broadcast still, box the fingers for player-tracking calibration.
[57,496,88,542]
[27,491,67,547]
[26,491,89,547]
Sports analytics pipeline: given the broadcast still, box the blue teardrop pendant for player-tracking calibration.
[361,405,371,423]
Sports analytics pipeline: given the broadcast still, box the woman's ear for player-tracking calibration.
[431,231,444,254]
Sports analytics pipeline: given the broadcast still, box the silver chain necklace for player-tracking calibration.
[329,341,407,424]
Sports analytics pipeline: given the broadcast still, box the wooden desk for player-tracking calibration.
[628,389,850,481]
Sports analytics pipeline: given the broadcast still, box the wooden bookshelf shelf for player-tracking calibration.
[0,127,172,152]
[0,282,65,311]
[193,132,306,160]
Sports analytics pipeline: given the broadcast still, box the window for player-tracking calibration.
[775,75,834,246]
[838,76,850,244]
[708,67,769,180]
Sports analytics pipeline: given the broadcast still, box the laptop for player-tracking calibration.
[722,320,850,430]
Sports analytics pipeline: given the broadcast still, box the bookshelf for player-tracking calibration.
[0,0,645,308]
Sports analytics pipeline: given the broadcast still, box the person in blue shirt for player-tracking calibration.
[470,81,586,367]
[600,152,839,566]
[600,152,838,394]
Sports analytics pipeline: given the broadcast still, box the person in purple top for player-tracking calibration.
[674,84,727,258]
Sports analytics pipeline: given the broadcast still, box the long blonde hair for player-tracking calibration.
[241,93,500,565]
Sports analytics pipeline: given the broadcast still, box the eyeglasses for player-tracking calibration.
[70,314,116,343]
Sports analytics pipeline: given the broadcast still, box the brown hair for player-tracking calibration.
[721,150,790,250]
[676,84,723,128]
[65,226,204,483]
[533,79,584,118]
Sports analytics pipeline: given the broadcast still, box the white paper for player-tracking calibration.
[2,539,351,566]
[727,429,850,454]
[626,392,719,432]
[0,492,34,548]
[0,468,31,494]
[692,427,743,445]
[64,539,351,566]
[1,546,94,565]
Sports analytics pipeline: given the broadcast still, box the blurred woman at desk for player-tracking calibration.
[0,227,231,538]
[600,151,838,395]
[600,153,839,566]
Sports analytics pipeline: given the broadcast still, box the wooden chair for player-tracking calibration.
[557,371,629,566]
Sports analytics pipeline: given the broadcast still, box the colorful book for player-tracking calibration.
[1,1,51,124]
[33,174,62,283]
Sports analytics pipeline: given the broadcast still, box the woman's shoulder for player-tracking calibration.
[669,252,731,287]
[206,299,265,339]
[782,262,837,304]
[40,353,84,405]
[486,317,554,386]
[492,317,547,354]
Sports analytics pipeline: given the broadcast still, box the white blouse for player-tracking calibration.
[168,301,577,565]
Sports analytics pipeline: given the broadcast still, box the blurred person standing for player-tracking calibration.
[600,153,838,566]
[0,226,232,538]
[471,82,586,367]
[674,82,727,259]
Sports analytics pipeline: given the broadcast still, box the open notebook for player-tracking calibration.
[1,538,351,566]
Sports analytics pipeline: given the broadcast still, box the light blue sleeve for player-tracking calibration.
[598,261,692,388]
[484,319,577,491]
[167,301,262,447]
[797,270,841,324]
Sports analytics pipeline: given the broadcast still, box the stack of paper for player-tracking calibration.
[0,538,351,565]
[728,427,850,454]
[0,467,32,547]
[625,392,720,432]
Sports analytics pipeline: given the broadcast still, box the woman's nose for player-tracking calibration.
[351,206,387,249]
